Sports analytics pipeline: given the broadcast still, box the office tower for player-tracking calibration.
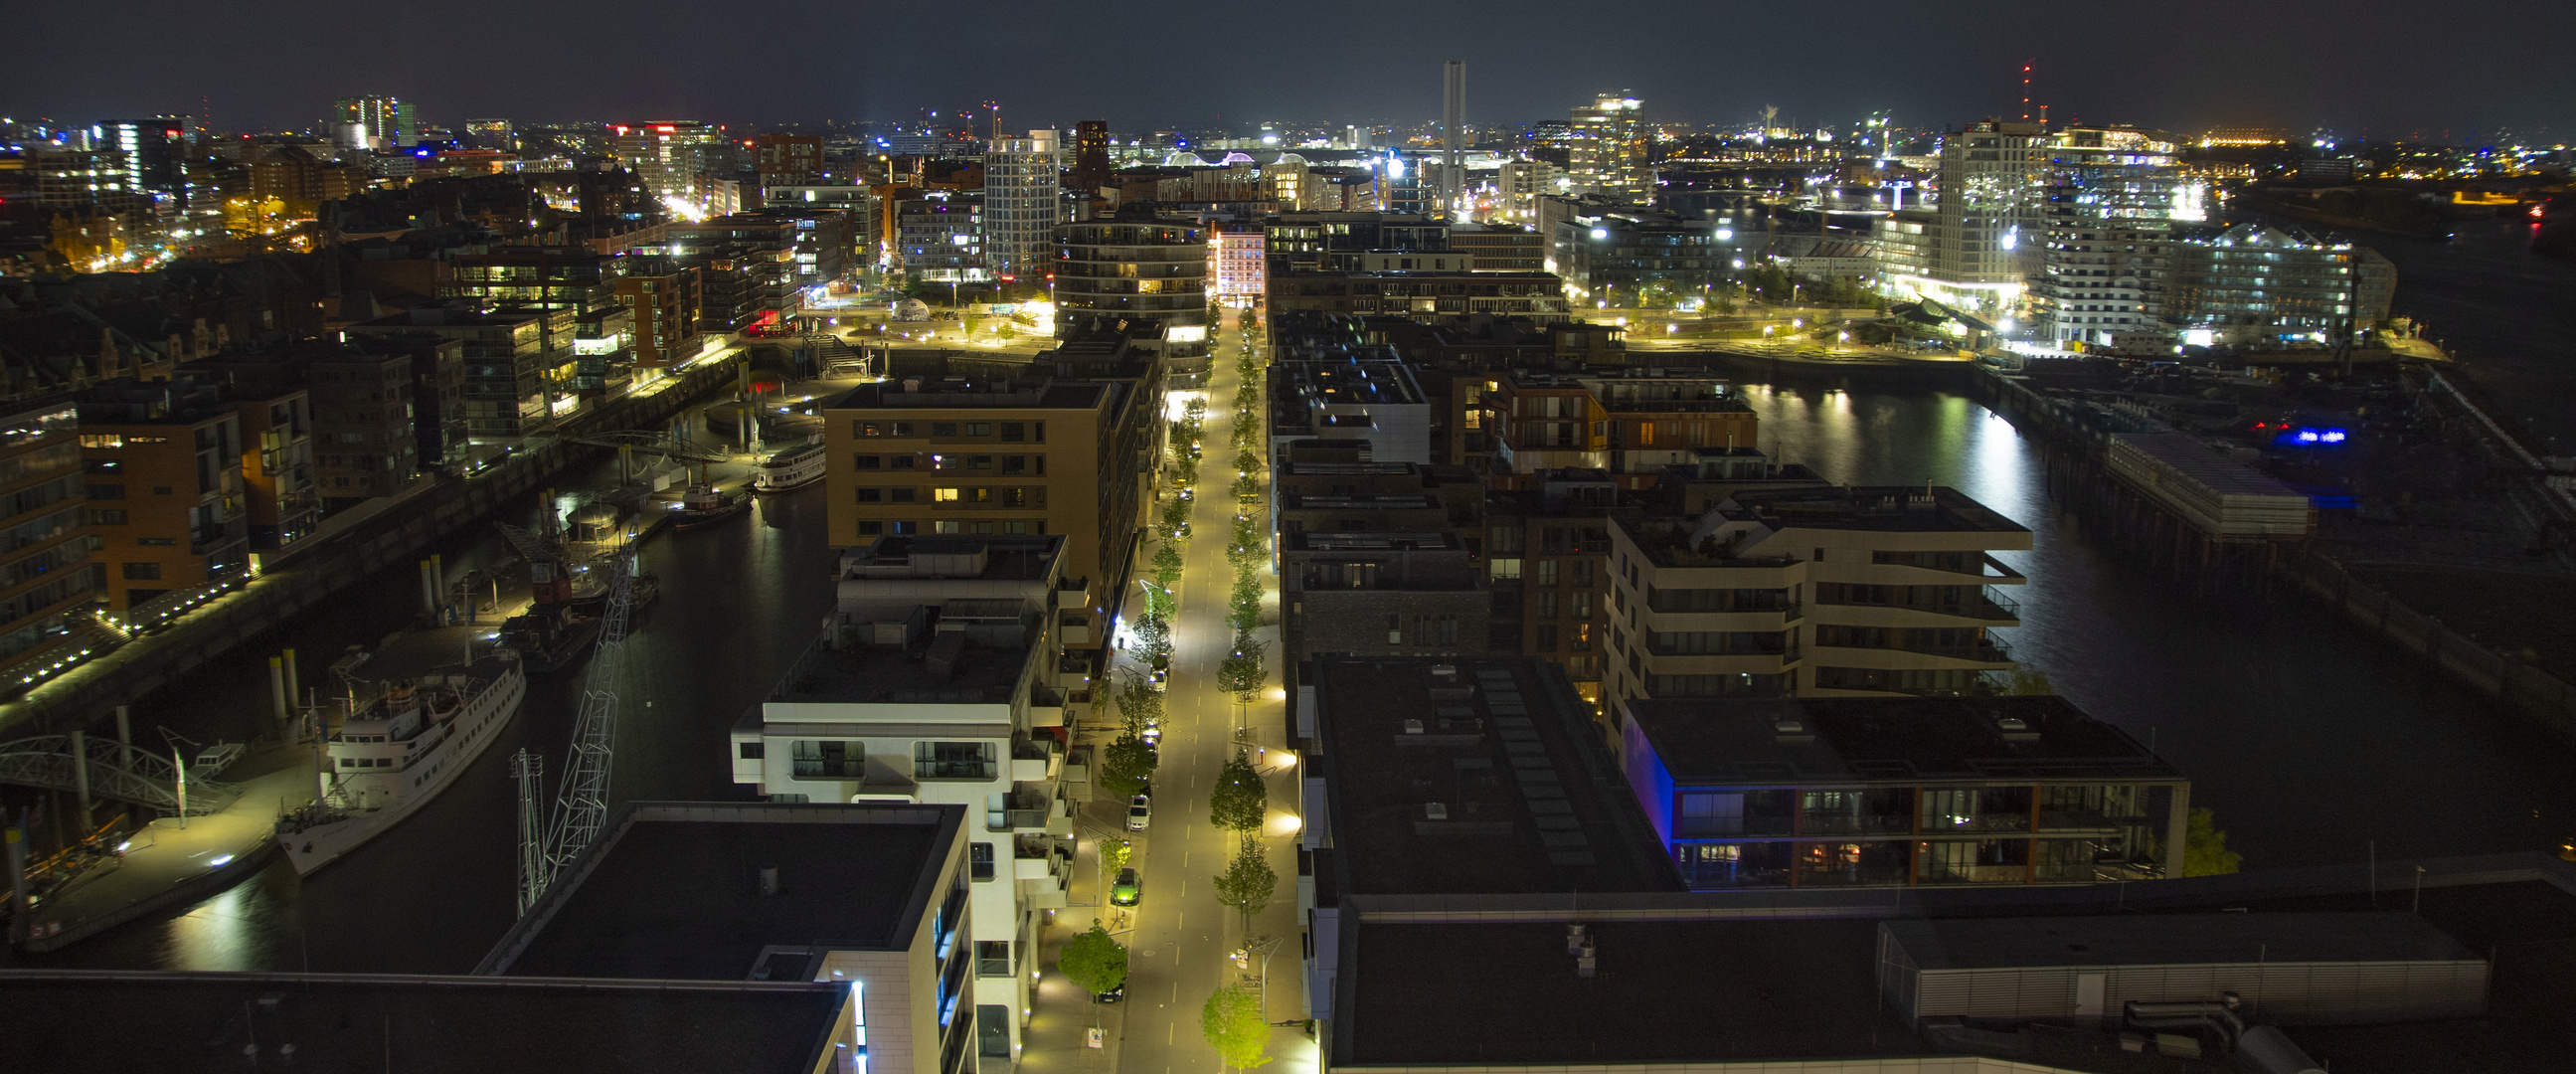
[1441,60,1466,219]
[611,120,730,204]
[1070,120,1112,193]
[335,95,417,149]
[982,130,1063,279]
[1874,118,2048,315]
[89,118,189,200]
[1568,93,1649,202]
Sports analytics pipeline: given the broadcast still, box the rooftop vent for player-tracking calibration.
[1577,938,1598,979]
[1425,802,1448,820]
[1565,924,1588,956]
[758,863,781,896]
[1403,718,1425,735]
[1995,716,2039,742]
[1772,718,1813,744]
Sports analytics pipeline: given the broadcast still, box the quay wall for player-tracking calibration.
[0,352,748,739]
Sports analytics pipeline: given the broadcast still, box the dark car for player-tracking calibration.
[1096,984,1125,1003]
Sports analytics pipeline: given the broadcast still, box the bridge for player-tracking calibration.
[557,431,735,467]
[0,735,244,815]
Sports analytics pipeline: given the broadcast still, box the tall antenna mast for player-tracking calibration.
[2019,60,2034,122]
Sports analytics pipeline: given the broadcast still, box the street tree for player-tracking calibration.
[1175,454,1199,487]
[1060,921,1129,1022]
[1153,543,1185,588]
[1231,470,1263,501]
[1227,574,1263,634]
[1185,398,1208,423]
[1159,497,1192,541]
[1233,448,1262,475]
[1216,634,1266,698]
[2183,807,2243,876]
[1117,672,1164,735]
[1100,733,1156,798]
[1099,835,1132,872]
[1200,983,1272,1070]
[1209,751,1268,834]
[1134,613,1173,669]
[1211,841,1277,936]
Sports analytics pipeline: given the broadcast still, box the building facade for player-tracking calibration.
[981,132,1063,280]
[0,397,96,688]
[1052,219,1207,349]
[1568,94,1649,201]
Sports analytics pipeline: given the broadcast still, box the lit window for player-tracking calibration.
[934,488,960,502]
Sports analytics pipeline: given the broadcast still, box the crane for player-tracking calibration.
[509,550,639,915]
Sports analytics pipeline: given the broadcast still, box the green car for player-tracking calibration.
[1110,867,1141,906]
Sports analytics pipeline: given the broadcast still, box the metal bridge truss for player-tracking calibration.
[0,736,241,815]
[512,551,639,915]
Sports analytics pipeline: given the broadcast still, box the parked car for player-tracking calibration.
[1126,794,1151,831]
[1110,867,1141,906]
[1096,984,1125,1003]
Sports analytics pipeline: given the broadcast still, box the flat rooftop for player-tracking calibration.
[485,802,960,980]
[1332,859,2576,1073]
[0,973,846,1074]
[837,534,1065,581]
[1282,531,1462,554]
[1625,696,2182,785]
[1884,911,2478,970]
[827,377,1109,411]
[1309,657,1680,896]
[1732,485,2033,535]
[788,626,1036,705]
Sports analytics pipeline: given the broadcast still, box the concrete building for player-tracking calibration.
[477,800,980,1074]
[0,396,97,689]
[75,379,250,610]
[981,132,1062,280]
[1281,530,1487,675]
[1266,268,1567,321]
[1620,695,2187,889]
[346,303,575,442]
[1263,212,1448,274]
[1269,359,1431,462]
[610,119,729,204]
[2166,224,2391,348]
[215,383,316,553]
[1208,221,1266,306]
[1446,222,1545,272]
[896,191,986,283]
[1876,119,2047,314]
[1496,159,1566,225]
[822,376,1154,647]
[189,339,425,506]
[1568,94,1650,201]
[334,94,418,150]
[1551,204,1744,307]
[1052,218,1207,350]
[754,133,825,191]
[1604,485,2030,708]
[725,535,1084,1064]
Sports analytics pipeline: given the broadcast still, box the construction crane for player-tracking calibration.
[509,551,639,915]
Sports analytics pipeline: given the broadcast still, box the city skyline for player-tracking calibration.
[5,0,2572,137]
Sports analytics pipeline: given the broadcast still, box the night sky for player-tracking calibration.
[7,0,2571,139]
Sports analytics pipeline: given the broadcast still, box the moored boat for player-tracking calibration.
[672,484,751,527]
[754,439,827,492]
[273,653,527,876]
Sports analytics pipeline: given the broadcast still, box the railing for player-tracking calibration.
[791,758,867,780]
[1796,814,1915,836]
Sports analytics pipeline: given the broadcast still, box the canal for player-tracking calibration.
[14,389,2576,975]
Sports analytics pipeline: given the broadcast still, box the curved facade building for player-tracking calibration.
[1052,220,1209,354]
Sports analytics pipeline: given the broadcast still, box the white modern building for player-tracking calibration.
[1569,94,1649,201]
[730,534,1087,1064]
[983,132,1064,280]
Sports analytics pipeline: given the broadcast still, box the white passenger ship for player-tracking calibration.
[753,439,827,492]
[274,652,527,875]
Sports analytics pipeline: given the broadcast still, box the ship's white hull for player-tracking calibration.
[275,661,527,876]
[754,449,827,492]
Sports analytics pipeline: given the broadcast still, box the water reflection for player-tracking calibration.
[1737,385,2576,874]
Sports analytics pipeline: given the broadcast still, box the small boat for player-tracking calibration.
[672,484,751,527]
[273,653,528,875]
[496,604,604,673]
[754,439,827,492]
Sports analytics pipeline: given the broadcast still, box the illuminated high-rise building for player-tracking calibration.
[89,117,189,200]
[610,120,730,207]
[1069,120,1112,194]
[334,94,418,149]
[1568,93,1649,202]
[981,130,1062,279]
[463,118,516,153]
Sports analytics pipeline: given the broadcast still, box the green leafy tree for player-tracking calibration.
[1201,984,1271,1070]
[1117,672,1164,734]
[1209,751,1268,834]
[1100,733,1156,797]
[1211,841,1278,936]
[1099,835,1132,872]
[1152,543,1185,588]
[1134,613,1173,668]
[1233,448,1262,474]
[1159,497,1193,540]
[1217,634,1267,697]
[1175,454,1200,487]
[2183,807,2243,876]
[1228,572,1264,633]
[1231,470,1263,501]
[1185,397,1207,422]
[1060,921,1130,1020]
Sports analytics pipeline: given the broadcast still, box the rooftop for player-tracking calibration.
[1883,911,2476,971]
[484,802,961,980]
[0,973,846,1074]
[1329,857,2576,1073]
[1308,657,1681,897]
[828,376,1110,411]
[787,624,1037,706]
[1625,696,2182,785]
[836,534,1066,582]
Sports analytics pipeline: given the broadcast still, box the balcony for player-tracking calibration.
[1058,612,1095,647]
[1010,735,1061,783]
[1813,586,2020,624]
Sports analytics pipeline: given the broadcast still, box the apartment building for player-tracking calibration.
[0,396,97,688]
[1603,485,2030,710]
[822,376,1152,654]
[1052,218,1207,349]
[1568,94,1650,201]
[2166,224,2393,348]
[217,384,317,553]
[1619,695,2187,890]
[728,535,1083,1062]
[346,303,573,442]
[1549,206,1743,307]
[610,120,729,203]
[1447,222,1547,272]
[1280,529,1487,691]
[482,801,983,1074]
[1875,120,2047,314]
[612,268,702,370]
[1268,359,1430,462]
[75,380,250,610]
[1262,212,1449,274]
[1481,470,1616,701]
[982,132,1063,279]
[896,191,986,283]
[1209,221,1267,305]
[1267,268,1568,321]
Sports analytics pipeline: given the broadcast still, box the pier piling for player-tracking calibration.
[70,730,91,830]
[268,656,288,739]
[283,647,300,714]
